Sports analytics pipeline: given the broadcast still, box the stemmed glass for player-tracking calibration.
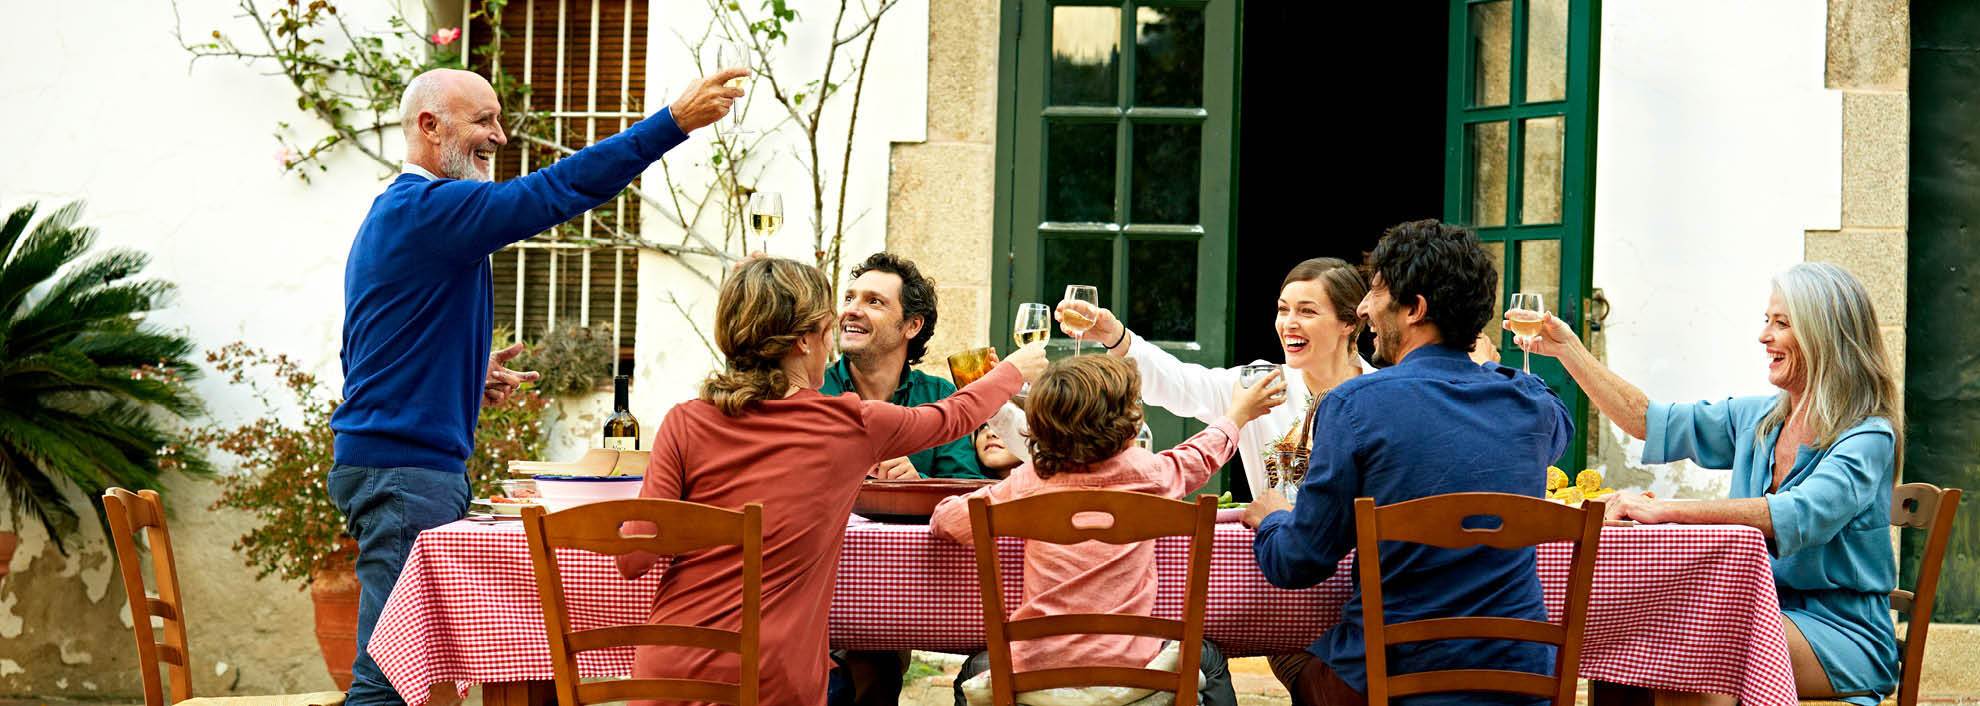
[745,192,782,253]
[1060,285,1100,355]
[1506,292,1546,374]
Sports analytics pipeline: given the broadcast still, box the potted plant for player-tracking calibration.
[198,343,550,687]
[0,201,213,578]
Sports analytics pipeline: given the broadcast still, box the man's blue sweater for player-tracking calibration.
[331,109,689,473]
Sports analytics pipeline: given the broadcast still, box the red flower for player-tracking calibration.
[431,27,461,46]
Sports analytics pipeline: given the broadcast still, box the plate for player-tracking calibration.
[853,479,996,522]
[1216,507,1244,523]
[472,498,538,516]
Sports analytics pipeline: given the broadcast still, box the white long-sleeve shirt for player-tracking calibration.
[987,333,1372,497]
[1125,333,1373,496]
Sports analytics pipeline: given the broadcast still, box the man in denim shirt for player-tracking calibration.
[1243,220,1573,706]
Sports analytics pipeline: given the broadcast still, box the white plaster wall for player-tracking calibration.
[1591,0,1841,495]
[0,0,413,693]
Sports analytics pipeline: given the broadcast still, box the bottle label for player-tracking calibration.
[603,437,638,451]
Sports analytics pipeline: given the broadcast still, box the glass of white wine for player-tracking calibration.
[1133,422,1154,451]
[745,192,782,251]
[716,43,752,134]
[1506,292,1546,374]
[1061,284,1100,355]
[1014,303,1051,347]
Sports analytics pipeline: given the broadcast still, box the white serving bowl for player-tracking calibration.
[533,474,644,508]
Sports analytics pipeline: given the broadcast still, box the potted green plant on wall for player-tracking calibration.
[197,342,549,688]
[0,201,212,578]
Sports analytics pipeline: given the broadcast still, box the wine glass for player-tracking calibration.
[1133,423,1154,451]
[1061,285,1100,355]
[1014,303,1051,347]
[1506,292,1546,374]
[715,42,752,134]
[745,192,782,252]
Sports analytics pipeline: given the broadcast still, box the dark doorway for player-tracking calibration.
[1906,0,1980,621]
[1234,3,1449,367]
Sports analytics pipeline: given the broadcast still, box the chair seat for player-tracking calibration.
[180,691,347,706]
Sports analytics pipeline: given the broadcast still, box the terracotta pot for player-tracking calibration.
[309,537,361,691]
[0,531,16,579]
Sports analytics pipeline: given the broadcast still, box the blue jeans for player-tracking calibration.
[327,465,470,706]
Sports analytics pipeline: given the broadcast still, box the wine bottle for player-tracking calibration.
[602,375,640,450]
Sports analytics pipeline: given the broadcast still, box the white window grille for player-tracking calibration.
[468,0,649,362]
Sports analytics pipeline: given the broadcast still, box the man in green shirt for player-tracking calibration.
[820,251,984,479]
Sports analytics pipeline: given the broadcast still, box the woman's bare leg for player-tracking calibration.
[1781,614,1842,698]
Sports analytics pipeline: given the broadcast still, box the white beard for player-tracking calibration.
[440,142,492,182]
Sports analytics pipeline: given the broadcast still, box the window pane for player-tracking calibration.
[1041,236,1115,307]
[1467,121,1510,228]
[1468,1,1512,107]
[1481,240,1507,328]
[1516,239,1562,320]
[1527,0,1570,103]
[1128,239,1198,341]
[1521,116,1565,225]
[1131,123,1201,224]
[1134,7,1203,107]
[1046,121,1117,223]
[1051,6,1121,106]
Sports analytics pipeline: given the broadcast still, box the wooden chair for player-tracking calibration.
[1801,482,1963,706]
[968,491,1218,706]
[520,498,762,706]
[102,488,346,706]
[1354,492,1604,706]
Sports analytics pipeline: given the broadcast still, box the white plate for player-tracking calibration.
[472,498,539,516]
[1216,507,1244,523]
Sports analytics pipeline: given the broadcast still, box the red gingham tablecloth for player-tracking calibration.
[369,519,1795,706]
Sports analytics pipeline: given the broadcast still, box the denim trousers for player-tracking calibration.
[327,465,470,706]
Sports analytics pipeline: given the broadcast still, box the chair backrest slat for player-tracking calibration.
[104,488,193,706]
[522,499,762,706]
[1387,669,1560,699]
[1003,614,1185,642]
[1353,494,1604,706]
[969,491,1216,706]
[1889,483,1962,706]
[577,678,741,705]
[1381,616,1564,646]
[1011,666,1187,694]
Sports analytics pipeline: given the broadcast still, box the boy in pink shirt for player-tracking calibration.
[931,355,1286,706]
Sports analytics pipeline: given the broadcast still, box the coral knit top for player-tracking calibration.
[617,362,1023,706]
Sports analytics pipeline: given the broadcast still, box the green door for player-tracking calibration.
[1445,0,1600,468]
[993,0,1239,493]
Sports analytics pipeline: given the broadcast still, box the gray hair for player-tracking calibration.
[1758,263,1902,462]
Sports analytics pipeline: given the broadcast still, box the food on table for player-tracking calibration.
[487,495,536,505]
[1216,491,1244,509]
[1546,466,1570,492]
[1547,468,1617,506]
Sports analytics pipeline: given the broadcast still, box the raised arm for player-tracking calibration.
[1511,312,1651,439]
[1055,301,1241,424]
[863,344,1047,463]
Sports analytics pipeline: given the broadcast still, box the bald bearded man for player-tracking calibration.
[327,67,744,706]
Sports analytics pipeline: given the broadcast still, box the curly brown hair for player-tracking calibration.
[1026,356,1144,478]
[700,257,836,416]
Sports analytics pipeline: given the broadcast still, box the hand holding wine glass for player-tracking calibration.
[1502,308,1582,360]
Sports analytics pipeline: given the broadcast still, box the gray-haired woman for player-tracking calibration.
[1513,262,1900,705]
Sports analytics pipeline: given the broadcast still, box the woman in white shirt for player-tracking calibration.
[1056,258,1374,500]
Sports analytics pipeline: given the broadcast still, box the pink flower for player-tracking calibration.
[431,27,461,46]
[274,147,299,167]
